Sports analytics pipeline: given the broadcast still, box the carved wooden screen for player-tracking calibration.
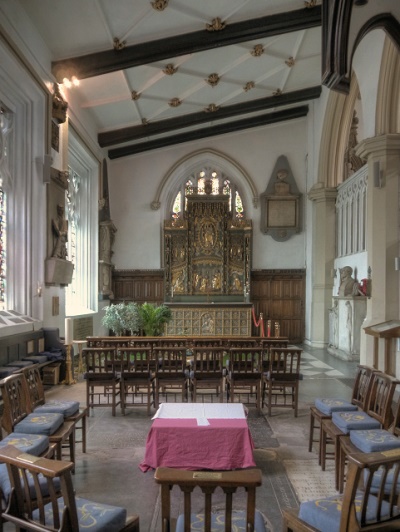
[164,192,252,301]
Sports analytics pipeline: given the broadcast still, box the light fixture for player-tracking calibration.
[62,76,80,88]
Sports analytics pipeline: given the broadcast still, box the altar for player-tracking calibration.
[165,303,252,337]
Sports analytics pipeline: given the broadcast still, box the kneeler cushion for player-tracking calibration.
[314,398,358,416]
[350,429,400,453]
[0,433,49,456]
[298,490,396,531]
[15,412,64,436]
[331,410,381,434]
[176,510,267,531]
[33,496,127,532]
[34,399,80,418]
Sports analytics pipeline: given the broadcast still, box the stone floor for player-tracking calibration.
[3,345,357,531]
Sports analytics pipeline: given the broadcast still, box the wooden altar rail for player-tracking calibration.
[86,336,289,350]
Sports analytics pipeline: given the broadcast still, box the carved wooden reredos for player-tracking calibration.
[164,186,252,302]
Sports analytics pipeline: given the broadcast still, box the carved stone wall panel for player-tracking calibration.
[165,305,252,336]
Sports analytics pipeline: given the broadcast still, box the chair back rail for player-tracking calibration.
[283,449,400,532]
[352,365,379,410]
[228,347,263,375]
[155,467,263,532]
[268,347,302,380]
[0,373,32,433]
[22,366,46,411]
[116,347,153,375]
[192,347,224,374]
[365,373,400,429]
[0,444,140,532]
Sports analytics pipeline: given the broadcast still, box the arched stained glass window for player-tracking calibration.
[172,168,245,218]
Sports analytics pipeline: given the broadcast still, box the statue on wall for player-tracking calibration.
[338,266,358,296]
[51,204,68,259]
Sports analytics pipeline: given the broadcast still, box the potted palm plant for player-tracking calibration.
[137,302,172,336]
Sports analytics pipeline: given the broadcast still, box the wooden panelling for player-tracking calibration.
[251,270,305,344]
[112,269,305,343]
[112,270,164,305]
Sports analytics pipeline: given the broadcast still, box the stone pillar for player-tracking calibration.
[356,134,400,369]
[308,184,338,347]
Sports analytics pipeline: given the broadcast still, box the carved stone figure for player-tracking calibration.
[338,266,357,296]
[51,204,68,259]
[329,299,339,348]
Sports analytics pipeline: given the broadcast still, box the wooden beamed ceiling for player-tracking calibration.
[108,105,310,159]
[51,4,322,158]
[99,86,321,147]
[51,6,321,81]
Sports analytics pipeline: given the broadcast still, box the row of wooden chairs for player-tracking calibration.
[86,335,290,350]
[83,345,303,415]
[309,366,400,492]
[284,365,400,530]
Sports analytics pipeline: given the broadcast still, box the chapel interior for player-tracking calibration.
[1,0,400,530]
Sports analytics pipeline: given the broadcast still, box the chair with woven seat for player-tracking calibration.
[226,347,263,410]
[22,365,88,454]
[155,466,266,531]
[262,347,302,417]
[320,371,400,491]
[117,347,155,415]
[153,346,187,409]
[189,346,225,402]
[84,346,121,416]
[0,373,75,463]
[282,449,400,532]
[309,365,377,463]
[0,444,140,532]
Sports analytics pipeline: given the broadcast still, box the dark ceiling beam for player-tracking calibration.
[52,6,321,82]
[108,105,309,159]
[99,86,321,147]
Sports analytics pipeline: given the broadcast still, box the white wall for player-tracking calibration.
[109,118,309,271]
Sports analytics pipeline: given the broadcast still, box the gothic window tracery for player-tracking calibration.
[171,168,245,219]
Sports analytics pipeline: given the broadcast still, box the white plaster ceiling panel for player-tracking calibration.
[18,0,322,156]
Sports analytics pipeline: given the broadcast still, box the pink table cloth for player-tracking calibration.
[139,417,255,472]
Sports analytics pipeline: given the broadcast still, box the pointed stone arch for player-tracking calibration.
[151,148,258,219]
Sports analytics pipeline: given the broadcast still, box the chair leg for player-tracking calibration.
[268,384,272,417]
[308,412,315,453]
[320,425,327,471]
[294,385,299,417]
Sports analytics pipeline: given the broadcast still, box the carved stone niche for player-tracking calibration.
[260,155,302,242]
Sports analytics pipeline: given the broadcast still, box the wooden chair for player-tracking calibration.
[83,347,121,416]
[117,347,155,415]
[308,365,376,463]
[320,372,400,491]
[282,449,400,532]
[226,347,263,411]
[189,347,225,402]
[153,347,187,409]
[262,347,302,417]
[337,389,400,494]
[0,444,140,531]
[0,373,75,464]
[22,365,88,454]
[154,467,266,532]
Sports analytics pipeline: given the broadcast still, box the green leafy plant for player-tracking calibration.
[137,302,172,336]
[102,302,140,336]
